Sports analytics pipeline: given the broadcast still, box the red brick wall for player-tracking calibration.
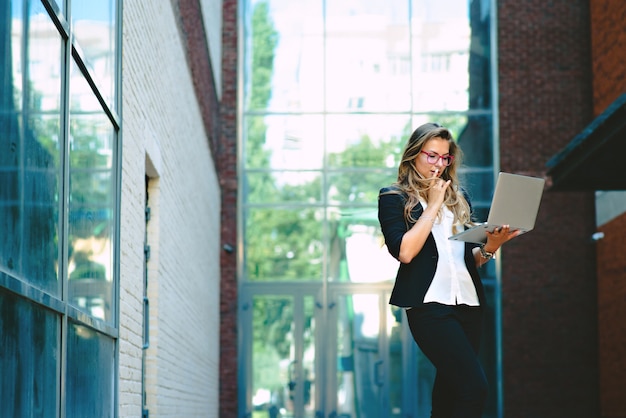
[590,1,626,417]
[219,0,239,416]
[597,215,626,417]
[590,0,626,114]
[173,0,239,415]
[176,0,222,159]
[498,1,599,416]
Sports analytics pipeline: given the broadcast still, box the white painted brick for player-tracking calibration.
[119,1,221,417]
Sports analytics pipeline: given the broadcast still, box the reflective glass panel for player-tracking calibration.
[0,290,59,418]
[335,293,382,417]
[240,0,497,414]
[68,65,115,321]
[6,0,23,110]
[244,115,325,170]
[387,304,405,418]
[71,0,117,109]
[66,322,115,418]
[250,295,316,418]
[244,0,324,112]
[325,115,410,169]
[325,0,411,112]
[461,167,494,222]
[411,0,471,112]
[327,170,396,206]
[244,207,324,281]
[23,114,62,289]
[328,208,398,283]
[28,0,63,113]
[0,1,62,293]
[244,170,323,204]
[456,113,493,167]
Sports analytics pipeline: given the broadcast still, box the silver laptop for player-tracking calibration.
[449,172,545,244]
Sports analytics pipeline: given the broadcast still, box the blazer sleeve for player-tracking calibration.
[377,187,423,261]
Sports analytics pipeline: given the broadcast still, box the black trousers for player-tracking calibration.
[406,303,488,418]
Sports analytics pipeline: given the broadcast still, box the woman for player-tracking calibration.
[378,123,518,418]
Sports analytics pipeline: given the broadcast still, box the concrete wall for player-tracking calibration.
[119,1,221,417]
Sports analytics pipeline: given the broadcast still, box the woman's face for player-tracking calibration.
[414,137,451,179]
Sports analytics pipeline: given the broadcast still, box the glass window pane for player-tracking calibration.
[325,0,411,112]
[25,0,63,286]
[457,113,493,167]
[326,115,410,169]
[412,113,469,141]
[29,0,63,113]
[328,208,398,283]
[251,295,295,416]
[387,304,407,417]
[468,0,492,110]
[335,293,381,416]
[250,295,316,417]
[412,0,471,111]
[244,207,324,281]
[0,3,62,292]
[67,113,114,321]
[244,115,324,170]
[244,0,324,112]
[7,0,24,110]
[461,167,494,222]
[23,115,61,288]
[71,0,117,109]
[244,170,323,204]
[0,290,59,418]
[327,170,396,206]
[66,323,115,418]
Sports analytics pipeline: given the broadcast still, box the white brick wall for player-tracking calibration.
[120,1,221,417]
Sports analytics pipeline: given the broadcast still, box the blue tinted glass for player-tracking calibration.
[67,113,115,321]
[0,290,59,418]
[0,0,62,293]
[66,323,115,417]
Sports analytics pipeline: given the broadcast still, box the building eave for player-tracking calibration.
[546,93,626,191]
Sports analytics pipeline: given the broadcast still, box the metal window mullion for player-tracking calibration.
[58,0,73,416]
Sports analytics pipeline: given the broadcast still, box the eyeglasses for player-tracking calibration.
[420,151,454,166]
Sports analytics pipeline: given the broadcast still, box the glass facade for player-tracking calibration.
[0,0,120,416]
[240,0,499,416]
[241,0,495,283]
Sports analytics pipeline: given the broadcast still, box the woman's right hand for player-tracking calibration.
[427,169,451,207]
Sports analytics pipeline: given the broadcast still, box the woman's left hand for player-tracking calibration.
[484,225,521,252]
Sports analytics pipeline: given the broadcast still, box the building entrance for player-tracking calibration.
[239,284,434,418]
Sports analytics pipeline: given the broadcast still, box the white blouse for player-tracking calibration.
[420,200,480,306]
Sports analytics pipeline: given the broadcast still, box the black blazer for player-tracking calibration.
[378,186,485,308]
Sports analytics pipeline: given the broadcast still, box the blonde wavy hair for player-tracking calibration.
[387,123,472,232]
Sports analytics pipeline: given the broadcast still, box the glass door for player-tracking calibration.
[326,288,416,418]
[240,286,431,418]
[240,289,320,418]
